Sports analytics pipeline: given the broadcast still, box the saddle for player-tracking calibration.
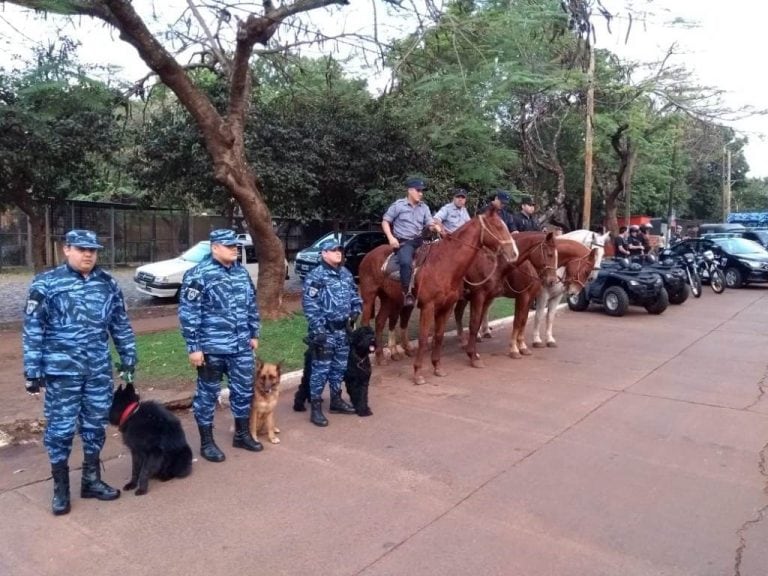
[381,242,435,282]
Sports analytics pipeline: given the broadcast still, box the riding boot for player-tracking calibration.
[80,454,120,501]
[310,399,328,427]
[403,291,415,308]
[198,424,226,462]
[51,461,71,516]
[232,418,263,452]
[329,390,356,414]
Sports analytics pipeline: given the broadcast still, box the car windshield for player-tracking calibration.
[180,242,211,262]
[310,232,354,248]
[713,237,767,255]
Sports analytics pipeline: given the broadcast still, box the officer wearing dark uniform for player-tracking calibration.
[382,178,434,308]
[509,195,541,232]
[478,189,514,231]
[302,238,363,426]
[626,225,645,255]
[178,229,262,462]
[23,229,136,516]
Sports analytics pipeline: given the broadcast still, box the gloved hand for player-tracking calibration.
[25,376,45,396]
[117,363,135,385]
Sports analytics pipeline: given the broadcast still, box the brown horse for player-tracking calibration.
[531,239,599,349]
[359,208,518,384]
[454,232,559,366]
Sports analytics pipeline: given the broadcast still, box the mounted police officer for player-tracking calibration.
[433,188,471,233]
[382,178,435,308]
[178,229,262,462]
[478,189,514,231]
[509,195,541,232]
[23,229,136,516]
[302,238,363,427]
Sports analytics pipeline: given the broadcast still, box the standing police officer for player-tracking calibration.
[302,238,362,427]
[382,178,434,308]
[509,195,541,232]
[178,229,262,462]
[433,188,471,233]
[23,229,136,516]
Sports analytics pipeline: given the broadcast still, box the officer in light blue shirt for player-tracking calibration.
[382,178,435,307]
[433,188,471,233]
[23,229,136,515]
[178,229,263,462]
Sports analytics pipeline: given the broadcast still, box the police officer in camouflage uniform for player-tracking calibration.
[178,229,263,462]
[302,238,363,427]
[23,229,136,516]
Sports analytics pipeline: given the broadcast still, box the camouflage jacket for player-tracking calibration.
[178,256,260,354]
[302,262,362,335]
[23,264,136,377]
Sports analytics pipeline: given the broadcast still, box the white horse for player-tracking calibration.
[531,230,610,348]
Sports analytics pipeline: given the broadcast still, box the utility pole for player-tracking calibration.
[582,40,595,230]
[725,147,732,221]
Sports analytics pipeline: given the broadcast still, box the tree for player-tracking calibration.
[5,0,374,317]
[0,40,122,269]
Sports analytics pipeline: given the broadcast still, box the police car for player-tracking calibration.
[134,237,288,299]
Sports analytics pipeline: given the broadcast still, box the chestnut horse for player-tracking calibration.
[454,232,559,366]
[531,239,599,349]
[359,208,518,384]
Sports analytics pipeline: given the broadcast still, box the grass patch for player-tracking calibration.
[116,313,308,383]
[124,299,520,382]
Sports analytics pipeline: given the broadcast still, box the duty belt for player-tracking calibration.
[327,319,348,331]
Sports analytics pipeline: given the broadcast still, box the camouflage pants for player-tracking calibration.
[194,351,254,426]
[309,329,349,400]
[43,373,113,465]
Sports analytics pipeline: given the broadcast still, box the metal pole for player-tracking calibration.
[44,204,51,266]
[110,206,116,270]
[26,214,33,268]
[725,148,732,220]
[582,41,595,230]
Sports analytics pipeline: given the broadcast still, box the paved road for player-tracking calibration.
[0,264,304,324]
[1,287,767,575]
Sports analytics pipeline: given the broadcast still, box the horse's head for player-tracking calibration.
[479,209,518,262]
[564,247,599,295]
[520,231,558,288]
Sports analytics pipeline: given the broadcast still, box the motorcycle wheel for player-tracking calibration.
[687,268,702,298]
[710,268,726,294]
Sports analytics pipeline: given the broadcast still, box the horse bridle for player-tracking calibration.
[558,252,594,290]
[478,215,518,261]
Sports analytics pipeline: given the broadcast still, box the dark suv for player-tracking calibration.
[670,237,768,288]
[295,231,388,281]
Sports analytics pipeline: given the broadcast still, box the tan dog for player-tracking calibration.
[250,361,282,444]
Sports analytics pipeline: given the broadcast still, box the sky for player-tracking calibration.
[1,0,767,177]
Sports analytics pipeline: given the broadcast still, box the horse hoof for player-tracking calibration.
[434,369,448,377]
[413,374,426,385]
[546,342,558,348]
[471,358,486,368]
[520,348,532,356]
[532,342,546,349]
[508,351,523,359]
[481,332,493,339]
[390,352,401,362]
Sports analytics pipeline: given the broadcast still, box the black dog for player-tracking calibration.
[109,383,193,495]
[294,326,376,416]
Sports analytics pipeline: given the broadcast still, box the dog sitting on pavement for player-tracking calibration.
[249,361,282,444]
[294,325,376,417]
[108,382,193,496]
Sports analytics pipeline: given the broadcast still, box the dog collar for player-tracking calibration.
[118,402,140,427]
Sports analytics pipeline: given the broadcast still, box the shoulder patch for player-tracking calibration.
[25,290,44,315]
[25,300,39,315]
[307,286,319,298]
[184,280,204,301]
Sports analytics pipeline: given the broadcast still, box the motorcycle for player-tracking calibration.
[680,252,703,298]
[696,249,726,294]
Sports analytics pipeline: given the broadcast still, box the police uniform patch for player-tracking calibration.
[186,287,201,301]
[25,300,39,315]
[307,286,319,298]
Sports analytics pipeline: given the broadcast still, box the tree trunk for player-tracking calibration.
[15,198,47,271]
[605,124,637,235]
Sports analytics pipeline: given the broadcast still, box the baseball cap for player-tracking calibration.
[520,195,535,206]
[318,238,343,251]
[453,188,468,197]
[493,189,511,204]
[406,178,427,190]
[65,229,103,250]
[209,229,240,246]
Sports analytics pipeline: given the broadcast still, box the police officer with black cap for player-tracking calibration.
[509,195,541,233]
[382,177,437,308]
[23,229,136,515]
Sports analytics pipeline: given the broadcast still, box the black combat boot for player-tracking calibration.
[330,390,356,414]
[310,398,328,427]
[232,418,263,452]
[80,454,120,501]
[198,424,226,462]
[51,461,71,516]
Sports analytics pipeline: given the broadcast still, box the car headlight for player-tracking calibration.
[155,276,168,283]
[629,280,639,286]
